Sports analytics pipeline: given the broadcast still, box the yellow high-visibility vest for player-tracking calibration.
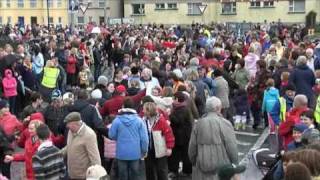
[279,97,287,122]
[315,96,320,124]
[41,67,60,89]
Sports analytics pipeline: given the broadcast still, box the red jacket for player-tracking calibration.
[0,112,23,137]
[66,55,77,74]
[150,114,175,149]
[13,134,40,180]
[279,107,309,150]
[100,89,146,117]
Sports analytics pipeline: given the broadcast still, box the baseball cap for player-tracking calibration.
[293,123,308,133]
[86,165,108,180]
[116,85,127,93]
[0,99,9,109]
[51,89,62,100]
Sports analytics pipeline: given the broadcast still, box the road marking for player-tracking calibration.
[235,131,260,137]
[237,140,252,146]
[238,152,245,156]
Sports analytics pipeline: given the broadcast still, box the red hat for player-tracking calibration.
[30,112,45,123]
[116,85,127,93]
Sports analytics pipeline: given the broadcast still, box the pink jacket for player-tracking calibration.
[2,69,17,97]
[104,124,116,158]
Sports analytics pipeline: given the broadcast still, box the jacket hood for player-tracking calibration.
[297,64,309,70]
[4,69,13,78]
[69,99,90,112]
[266,87,279,97]
[117,108,138,127]
[172,101,187,109]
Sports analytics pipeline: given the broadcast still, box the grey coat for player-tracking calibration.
[188,112,238,180]
[214,77,230,109]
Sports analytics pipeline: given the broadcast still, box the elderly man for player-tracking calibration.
[63,112,101,180]
[279,94,309,150]
[289,56,315,108]
[188,96,238,180]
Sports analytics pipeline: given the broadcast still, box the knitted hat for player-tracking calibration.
[293,123,309,133]
[64,112,81,123]
[173,69,183,79]
[218,164,246,180]
[62,92,75,104]
[0,99,9,109]
[98,76,108,86]
[116,85,126,93]
[91,89,102,99]
[86,165,108,180]
[51,89,62,100]
[30,112,45,123]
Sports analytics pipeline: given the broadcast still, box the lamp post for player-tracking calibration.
[47,0,50,27]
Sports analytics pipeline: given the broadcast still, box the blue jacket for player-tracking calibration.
[109,109,149,160]
[262,87,280,113]
[270,95,294,125]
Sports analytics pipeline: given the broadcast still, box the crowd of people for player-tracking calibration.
[0,20,319,180]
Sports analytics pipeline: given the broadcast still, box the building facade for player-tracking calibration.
[124,0,320,25]
[0,0,68,26]
[73,0,124,26]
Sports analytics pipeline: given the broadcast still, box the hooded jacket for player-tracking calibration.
[108,108,149,160]
[0,112,23,137]
[262,87,280,113]
[244,53,259,78]
[2,69,17,98]
[289,65,315,100]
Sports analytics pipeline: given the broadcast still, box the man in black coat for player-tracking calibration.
[0,127,13,179]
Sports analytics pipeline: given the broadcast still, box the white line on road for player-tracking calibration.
[235,131,260,137]
[237,140,252,146]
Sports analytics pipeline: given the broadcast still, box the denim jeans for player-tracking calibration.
[117,159,141,180]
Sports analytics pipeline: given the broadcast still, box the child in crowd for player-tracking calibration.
[78,65,90,89]
[233,89,249,131]
[2,69,18,114]
[280,71,290,94]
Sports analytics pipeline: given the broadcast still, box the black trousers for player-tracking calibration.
[145,152,168,180]
[168,144,192,174]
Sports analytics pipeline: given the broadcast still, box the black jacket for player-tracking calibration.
[169,102,193,146]
[68,99,107,137]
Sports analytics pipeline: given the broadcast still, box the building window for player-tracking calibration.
[222,2,236,14]
[58,17,62,24]
[155,3,165,10]
[250,1,261,8]
[7,16,11,24]
[89,16,93,22]
[57,0,62,7]
[0,0,2,8]
[78,16,84,24]
[48,0,53,8]
[49,17,53,24]
[132,4,145,15]
[187,3,201,15]
[99,0,105,8]
[0,17,2,25]
[17,0,24,8]
[263,1,274,7]
[167,3,177,9]
[289,0,305,12]
[30,0,36,8]
[6,0,10,8]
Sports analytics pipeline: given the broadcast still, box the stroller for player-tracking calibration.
[252,148,281,180]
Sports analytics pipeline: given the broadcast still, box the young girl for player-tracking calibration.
[2,69,17,114]
[262,78,280,134]
[233,89,250,131]
[280,71,290,94]
[78,65,90,88]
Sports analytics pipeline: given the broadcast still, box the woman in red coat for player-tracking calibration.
[66,48,78,86]
[143,102,175,180]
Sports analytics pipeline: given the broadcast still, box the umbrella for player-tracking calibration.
[91,27,101,34]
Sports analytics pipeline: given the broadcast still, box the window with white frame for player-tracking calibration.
[250,1,261,7]
[0,1,2,8]
[58,17,62,24]
[263,1,274,7]
[155,3,165,9]
[30,0,36,8]
[6,0,10,8]
[48,0,53,8]
[0,17,2,25]
[167,3,177,9]
[99,0,105,8]
[222,2,236,14]
[49,17,54,24]
[187,3,201,15]
[132,4,145,15]
[57,0,62,7]
[7,16,11,24]
[17,0,24,8]
[289,0,305,12]
[78,16,84,24]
